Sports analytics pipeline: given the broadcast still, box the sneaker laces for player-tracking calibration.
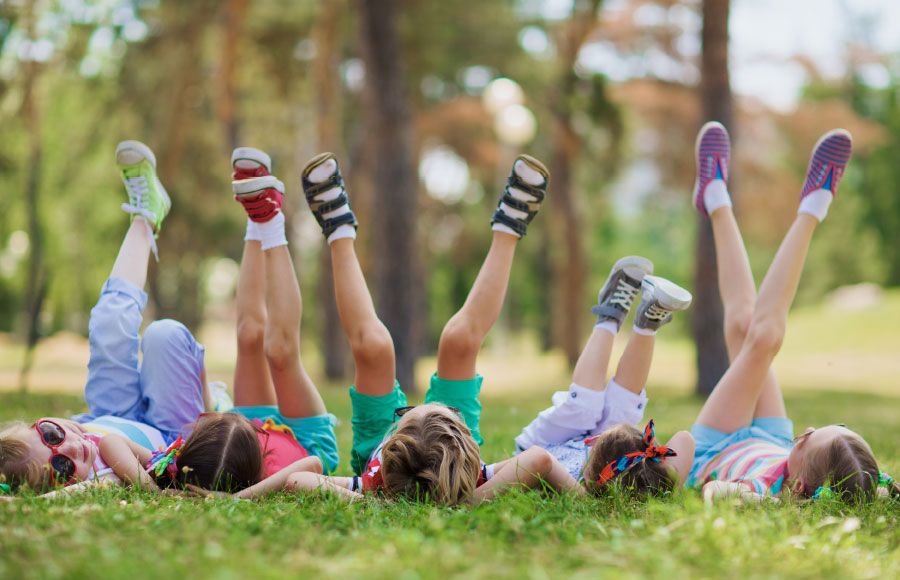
[609,279,640,309]
[644,303,672,321]
[121,175,160,261]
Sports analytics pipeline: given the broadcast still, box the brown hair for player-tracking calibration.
[379,407,482,505]
[162,413,265,493]
[581,424,676,497]
[796,431,900,503]
[0,422,54,492]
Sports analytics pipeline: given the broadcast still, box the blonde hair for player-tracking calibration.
[797,430,894,503]
[380,407,482,505]
[0,422,53,492]
[581,424,676,497]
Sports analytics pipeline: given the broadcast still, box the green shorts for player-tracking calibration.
[348,373,484,475]
[231,406,340,474]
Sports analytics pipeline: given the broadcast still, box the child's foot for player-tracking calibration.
[591,256,654,331]
[117,140,171,260]
[798,129,852,222]
[692,121,731,217]
[232,147,271,179]
[233,176,285,223]
[633,276,692,333]
[301,152,358,243]
[491,154,548,237]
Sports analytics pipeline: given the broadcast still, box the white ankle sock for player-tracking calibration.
[632,325,657,336]
[244,219,261,242]
[798,189,833,222]
[492,159,546,238]
[704,180,732,215]
[594,320,619,336]
[259,212,287,250]
[308,158,357,244]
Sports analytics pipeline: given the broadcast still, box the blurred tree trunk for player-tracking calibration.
[18,0,46,392]
[548,0,602,367]
[357,0,420,393]
[314,0,349,381]
[216,0,248,152]
[147,1,215,331]
[693,0,732,396]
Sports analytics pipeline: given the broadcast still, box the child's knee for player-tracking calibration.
[348,325,394,367]
[142,319,191,353]
[236,319,265,353]
[264,330,300,370]
[745,318,785,356]
[438,319,481,363]
[724,304,754,345]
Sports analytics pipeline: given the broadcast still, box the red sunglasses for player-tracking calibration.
[33,419,77,485]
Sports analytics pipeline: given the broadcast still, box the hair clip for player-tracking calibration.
[812,485,834,500]
[146,435,184,479]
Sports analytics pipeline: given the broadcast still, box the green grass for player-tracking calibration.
[3,387,900,579]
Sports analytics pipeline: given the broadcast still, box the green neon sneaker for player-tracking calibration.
[116,140,171,237]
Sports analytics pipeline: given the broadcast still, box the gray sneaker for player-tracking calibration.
[590,256,654,330]
[634,276,693,331]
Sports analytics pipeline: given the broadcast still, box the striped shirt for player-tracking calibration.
[692,438,789,496]
[80,416,167,479]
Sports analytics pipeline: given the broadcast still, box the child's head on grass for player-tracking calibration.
[788,425,900,502]
[380,403,482,505]
[582,423,678,497]
[163,412,265,492]
[0,419,97,492]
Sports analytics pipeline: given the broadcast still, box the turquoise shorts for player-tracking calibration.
[231,406,340,474]
[687,417,794,487]
[348,373,484,475]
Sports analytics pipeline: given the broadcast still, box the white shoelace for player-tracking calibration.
[609,279,640,309]
[644,303,672,321]
[120,175,160,261]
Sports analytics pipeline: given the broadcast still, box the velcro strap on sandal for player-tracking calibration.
[309,191,349,214]
[490,210,528,236]
[505,173,546,202]
[498,192,541,215]
[320,211,358,237]
[303,172,343,199]
[590,303,626,323]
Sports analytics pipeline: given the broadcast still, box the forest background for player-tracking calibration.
[1,0,899,396]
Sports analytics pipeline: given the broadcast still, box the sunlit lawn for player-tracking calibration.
[2,292,900,578]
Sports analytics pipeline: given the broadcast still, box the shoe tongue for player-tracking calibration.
[120,164,145,179]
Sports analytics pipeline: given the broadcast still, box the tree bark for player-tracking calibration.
[357,0,420,392]
[693,0,732,396]
[314,0,349,381]
[217,0,249,152]
[18,0,46,392]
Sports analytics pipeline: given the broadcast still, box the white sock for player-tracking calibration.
[259,212,287,250]
[308,159,357,244]
[704,180,732,215]
[594,320,619,336]
[492,159,546,238]
[798,189,833,222]
[632,324,657,336]
[244,219,261,242]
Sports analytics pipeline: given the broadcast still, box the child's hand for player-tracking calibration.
[184,484,234,499]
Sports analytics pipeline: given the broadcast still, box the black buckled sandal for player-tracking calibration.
[301,152,359,238]
[490,154,548,237]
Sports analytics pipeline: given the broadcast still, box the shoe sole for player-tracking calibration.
[302,152,337,180]
[116,140,156,169]
[802,129,852,198]
[232,147,272,173]
[643,275,692,311]
[233,176,284,196]
[514,154,549,182]
[692,121,729,214]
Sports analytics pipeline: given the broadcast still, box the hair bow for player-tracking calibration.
[595,420,676,486]
[146,435,184,479]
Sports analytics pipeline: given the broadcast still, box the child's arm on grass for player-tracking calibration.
[662,431,695,486]
[702,481,777,504]
[284,473,363,502]
[230,456,324,499]
[39,477,121,499]
[99,434,158,491]
[473,446,583,503]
